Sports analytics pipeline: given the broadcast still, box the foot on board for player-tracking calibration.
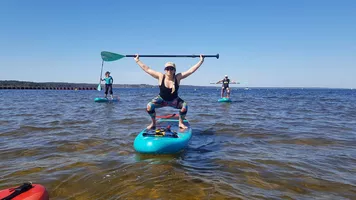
[147,123,156,130]
[179,123,188,129]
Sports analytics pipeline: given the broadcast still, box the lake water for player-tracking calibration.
[0,87,355,199]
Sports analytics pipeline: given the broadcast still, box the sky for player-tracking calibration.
[0,0,355,88]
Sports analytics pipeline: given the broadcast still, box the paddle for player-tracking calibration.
[210,82,241,84]
[97,60,104,91]
[101,51,219,62]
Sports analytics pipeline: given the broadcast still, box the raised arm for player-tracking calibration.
[216,80,223,84]
[134,54,162,79]
[177,55,204,80]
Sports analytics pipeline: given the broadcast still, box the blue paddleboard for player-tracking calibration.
[134,115,192,154]
[94,97,119,103]
[218,97,232,102]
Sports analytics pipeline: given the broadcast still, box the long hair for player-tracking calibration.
[171,72,176,94]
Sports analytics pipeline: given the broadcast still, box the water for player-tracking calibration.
[0,88,355,200]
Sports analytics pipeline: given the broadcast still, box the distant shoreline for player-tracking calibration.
[0,80,353,90]
[0,80,219,89]
[0,80,154,90]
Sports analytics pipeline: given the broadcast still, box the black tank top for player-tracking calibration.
[159,75,179,101]
[223,78,230,88]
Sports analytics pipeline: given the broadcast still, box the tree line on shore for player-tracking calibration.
[0,80,153,89]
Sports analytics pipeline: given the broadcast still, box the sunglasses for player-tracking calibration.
[165,67,175,71]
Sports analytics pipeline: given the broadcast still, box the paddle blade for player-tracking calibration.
[101,51,125,62]
[97,84,101,91]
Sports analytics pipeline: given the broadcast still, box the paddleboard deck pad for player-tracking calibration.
[142,126,179,138]
[134,114,192,154]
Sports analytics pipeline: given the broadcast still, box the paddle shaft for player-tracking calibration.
[125,54,219,59]
[97,60,104,91]
[210,83,240,84]
[99,60,104,80]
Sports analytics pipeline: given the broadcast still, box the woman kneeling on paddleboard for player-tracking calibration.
[134,54,204,129]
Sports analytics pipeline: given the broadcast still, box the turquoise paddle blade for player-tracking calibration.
[97,84,101,91]
[101,51,125,61]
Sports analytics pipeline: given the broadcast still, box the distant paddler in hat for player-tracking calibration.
[216,75,238,98]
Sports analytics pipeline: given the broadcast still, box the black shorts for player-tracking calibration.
[105,84,113,95]
[222,86,229,91]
